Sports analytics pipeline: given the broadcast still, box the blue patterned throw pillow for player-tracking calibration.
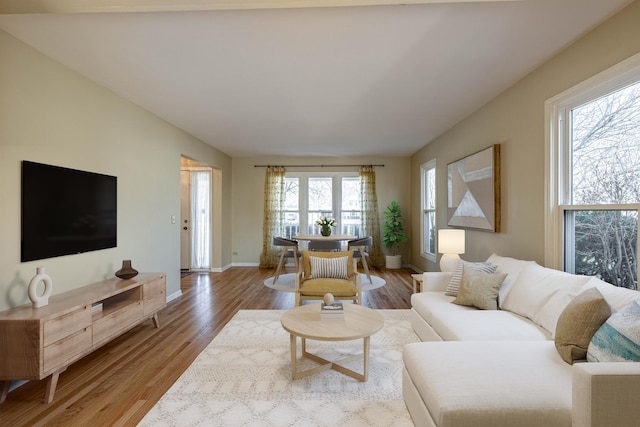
[587,301,640,362]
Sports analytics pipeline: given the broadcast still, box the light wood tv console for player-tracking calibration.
[0,272,166,404]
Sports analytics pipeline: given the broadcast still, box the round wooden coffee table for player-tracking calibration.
[280,303,384,382]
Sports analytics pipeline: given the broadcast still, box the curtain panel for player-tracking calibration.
[259,166,286,268]
[359,166,385,268]
[191,170,211,269]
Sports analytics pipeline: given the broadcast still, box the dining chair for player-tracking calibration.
[295,250,361,306]
[272,237,301,284]
[348,236,373,284]
[308,240,342,252]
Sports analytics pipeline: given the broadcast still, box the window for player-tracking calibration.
[421,160,436,261]
[283,177,299,239]
[282,172,361,239]
[308,177,333,233]
[546,53,640,289]
[341,177,362,236]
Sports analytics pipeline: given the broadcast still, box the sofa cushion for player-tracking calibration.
[500,262,590,335]
[579,276,640,312]
[411,291,473,325]
[429,310,550,341]
[299,278,357,297]
[486,254,536,305]
[452,268,506,310]
[554,287,611,364]
[587,301,640,362]
[445,260,497,296]
[403,341,572,427]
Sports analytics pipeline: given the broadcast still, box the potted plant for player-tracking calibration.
[382,201,408,269]
[315,216,336,236]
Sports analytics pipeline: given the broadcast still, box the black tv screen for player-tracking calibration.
[21,161,117,262]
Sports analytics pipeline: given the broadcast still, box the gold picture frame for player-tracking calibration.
[447,144,500,232]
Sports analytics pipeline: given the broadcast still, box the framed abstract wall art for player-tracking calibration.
[447,144,500,232]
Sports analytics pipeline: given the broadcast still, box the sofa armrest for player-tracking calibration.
[573,362,640,427]
[421,272,453,292]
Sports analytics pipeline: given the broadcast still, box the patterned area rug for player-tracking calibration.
[139,309,419,427]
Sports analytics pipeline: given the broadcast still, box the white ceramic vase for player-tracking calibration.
[28,266,53,308]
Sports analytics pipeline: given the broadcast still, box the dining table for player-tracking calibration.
[293,234,357,242]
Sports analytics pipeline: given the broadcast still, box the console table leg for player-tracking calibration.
[1,380,10,404]
[152,313,161,328]
[44,369,64,404]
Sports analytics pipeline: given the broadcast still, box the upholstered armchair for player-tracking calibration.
[295,250,362,306]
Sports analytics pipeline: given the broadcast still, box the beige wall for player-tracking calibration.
[0,30,232,312]
[4,1,639,312]
[410,0,640,272]
[231,156,411,265]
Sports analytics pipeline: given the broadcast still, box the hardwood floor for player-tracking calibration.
[0,266,415,426]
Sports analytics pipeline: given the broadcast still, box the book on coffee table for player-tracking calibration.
[321,302,344,320]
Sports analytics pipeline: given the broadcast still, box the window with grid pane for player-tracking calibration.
[341,177,362,237]
[283,177,299,239]
[284,173,361,238]
[421,160,436,261]
[547,56,640,290]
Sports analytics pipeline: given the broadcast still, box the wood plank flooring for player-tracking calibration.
[0,266,415,426]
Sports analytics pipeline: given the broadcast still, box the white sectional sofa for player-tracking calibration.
[403,254,640,427]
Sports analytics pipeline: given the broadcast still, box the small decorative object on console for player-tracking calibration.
[28,266,53,308]
[323,293,335,305]
[91,302,103,314]
[115,259,138,279]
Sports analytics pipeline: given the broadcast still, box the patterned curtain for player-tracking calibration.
[360,166,385,268]
[259,166,286,268]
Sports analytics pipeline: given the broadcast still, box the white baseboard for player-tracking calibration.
[406,264,423,273]
[167,290,182,303]
[230,262,260,267]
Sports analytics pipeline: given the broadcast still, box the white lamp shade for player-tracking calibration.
[438,229,465,255]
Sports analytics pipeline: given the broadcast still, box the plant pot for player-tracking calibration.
[385,255,402,269]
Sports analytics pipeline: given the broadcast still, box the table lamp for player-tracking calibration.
[438,229,465,272]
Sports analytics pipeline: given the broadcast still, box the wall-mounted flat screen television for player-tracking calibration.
[21,161,117,262]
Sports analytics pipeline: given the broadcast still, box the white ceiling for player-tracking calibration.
[0,0,633,157]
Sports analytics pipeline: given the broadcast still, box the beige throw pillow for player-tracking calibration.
[452,267,507,310]
[445,261,497,296]
[554,287,611,364]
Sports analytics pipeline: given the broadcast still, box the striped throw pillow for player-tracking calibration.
[445,261,497,296]
[309,256,349,280]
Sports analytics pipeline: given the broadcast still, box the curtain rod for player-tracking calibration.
[254,164,384,168]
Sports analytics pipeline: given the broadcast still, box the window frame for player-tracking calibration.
[420,159,437,262]
[285,171,360,238]
[545,52,640,272]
